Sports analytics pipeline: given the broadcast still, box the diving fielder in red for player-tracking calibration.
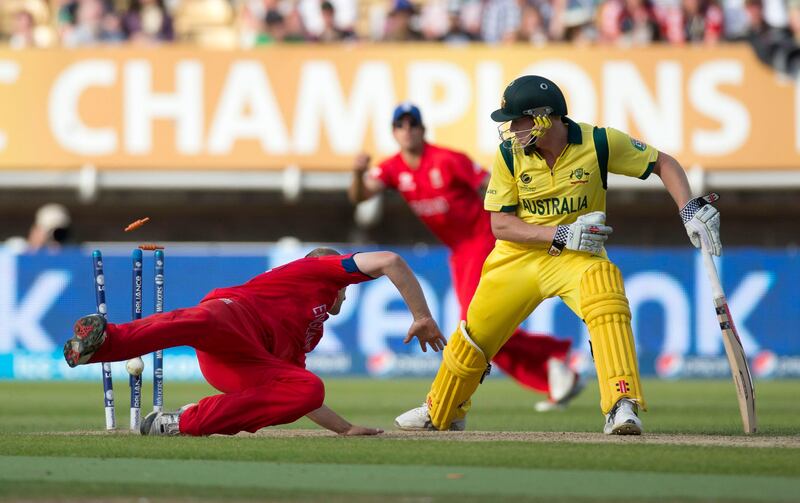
[350,104,581,416]
[64,249,446,436]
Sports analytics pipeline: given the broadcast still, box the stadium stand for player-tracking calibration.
[1,0,799,246]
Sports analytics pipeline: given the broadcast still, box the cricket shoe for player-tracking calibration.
[394,403,466,431]
[140,404,195,436]
[603,398,643,435]
[534,358,585,412]
[63,314,107,368]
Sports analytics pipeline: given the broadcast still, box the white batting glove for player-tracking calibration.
[681,193,722,256]
[549,211,613,256]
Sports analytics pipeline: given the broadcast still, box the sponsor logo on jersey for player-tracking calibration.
[398,172,416,191]
[518,172,535,192]
[569,168,591,185]
[630,137,647,151]
[429,167,444,188]
[520,195,588,215]
[408,196,450,217]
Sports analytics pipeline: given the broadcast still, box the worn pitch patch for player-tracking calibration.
[40,429,800,448]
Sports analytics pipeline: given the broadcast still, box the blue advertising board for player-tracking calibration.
[0,244,798,381]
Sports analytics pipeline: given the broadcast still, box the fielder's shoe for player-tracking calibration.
[394,403,466,431]
[140,403,195,436]
[534,357,585,412]
[604,398,643,435]
[63,314,107,368]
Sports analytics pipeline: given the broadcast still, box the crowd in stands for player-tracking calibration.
[2,0,800,72]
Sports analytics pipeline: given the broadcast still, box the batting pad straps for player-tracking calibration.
[580,262,646,414]
[427,321,490,431]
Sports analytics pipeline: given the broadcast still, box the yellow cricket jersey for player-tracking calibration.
[485,118,658,238]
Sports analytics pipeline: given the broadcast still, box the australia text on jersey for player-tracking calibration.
[520,195,588,216]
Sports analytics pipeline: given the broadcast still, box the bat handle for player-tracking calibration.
[700,246,725,300]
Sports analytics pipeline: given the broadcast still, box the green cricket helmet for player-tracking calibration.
[491,75,568,122]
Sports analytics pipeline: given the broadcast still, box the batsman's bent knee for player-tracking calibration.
[580,261,646,414]
[427,321,490,430]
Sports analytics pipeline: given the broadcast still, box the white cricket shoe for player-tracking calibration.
[534,358,585,412]
[395,403,466,431]
[603,398,643,435]
[140,403,195,436]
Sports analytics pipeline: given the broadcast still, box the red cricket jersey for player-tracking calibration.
[202,254,372,366]
[370,143,493,250]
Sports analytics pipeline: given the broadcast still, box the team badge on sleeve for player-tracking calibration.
[630,137,647,151]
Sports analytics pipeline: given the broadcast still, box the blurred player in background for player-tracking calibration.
[396,75,721,435]
[349,103,583,425]
[27,203,72,251]
[64,248,446,436]
[4,203,73,253]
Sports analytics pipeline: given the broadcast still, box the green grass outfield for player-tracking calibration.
[0,378,798,502]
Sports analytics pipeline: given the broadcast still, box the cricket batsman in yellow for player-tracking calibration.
[396,75,722,434]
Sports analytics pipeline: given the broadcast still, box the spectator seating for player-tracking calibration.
[1,0,56,46]
[1,0,50,34]
[174,0,235,41]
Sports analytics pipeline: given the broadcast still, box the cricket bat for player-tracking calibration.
[701,248,757,434]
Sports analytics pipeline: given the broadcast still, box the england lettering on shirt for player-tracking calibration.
[408,197,450,216]
[304,304,328,351]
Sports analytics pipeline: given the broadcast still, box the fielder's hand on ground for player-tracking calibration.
[681,193,721,256]
[341,425,385,436]
[549,211,612,256]
[404,316,446,353]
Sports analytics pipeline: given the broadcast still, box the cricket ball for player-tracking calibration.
[126,357,144,376]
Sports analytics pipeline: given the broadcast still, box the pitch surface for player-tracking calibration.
[1,379,798,501]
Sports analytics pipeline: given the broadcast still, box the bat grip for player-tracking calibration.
[700,247,725,300]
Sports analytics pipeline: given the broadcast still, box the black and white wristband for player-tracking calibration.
[680,193,719,224]
[548,225,569,256]
[679,198,702,224]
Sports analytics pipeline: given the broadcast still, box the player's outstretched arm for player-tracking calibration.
[353,251,447,352]
[348,153,385,203]
[652,151,722,256]
[306,404,384,436]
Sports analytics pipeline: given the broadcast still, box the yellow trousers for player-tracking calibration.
[465,243,645,415]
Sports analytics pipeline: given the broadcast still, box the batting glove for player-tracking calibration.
[681,193,722,256]
[549,211,613,256]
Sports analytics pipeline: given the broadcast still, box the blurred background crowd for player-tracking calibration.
[0,0,797,51]
[3,0,800,73]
